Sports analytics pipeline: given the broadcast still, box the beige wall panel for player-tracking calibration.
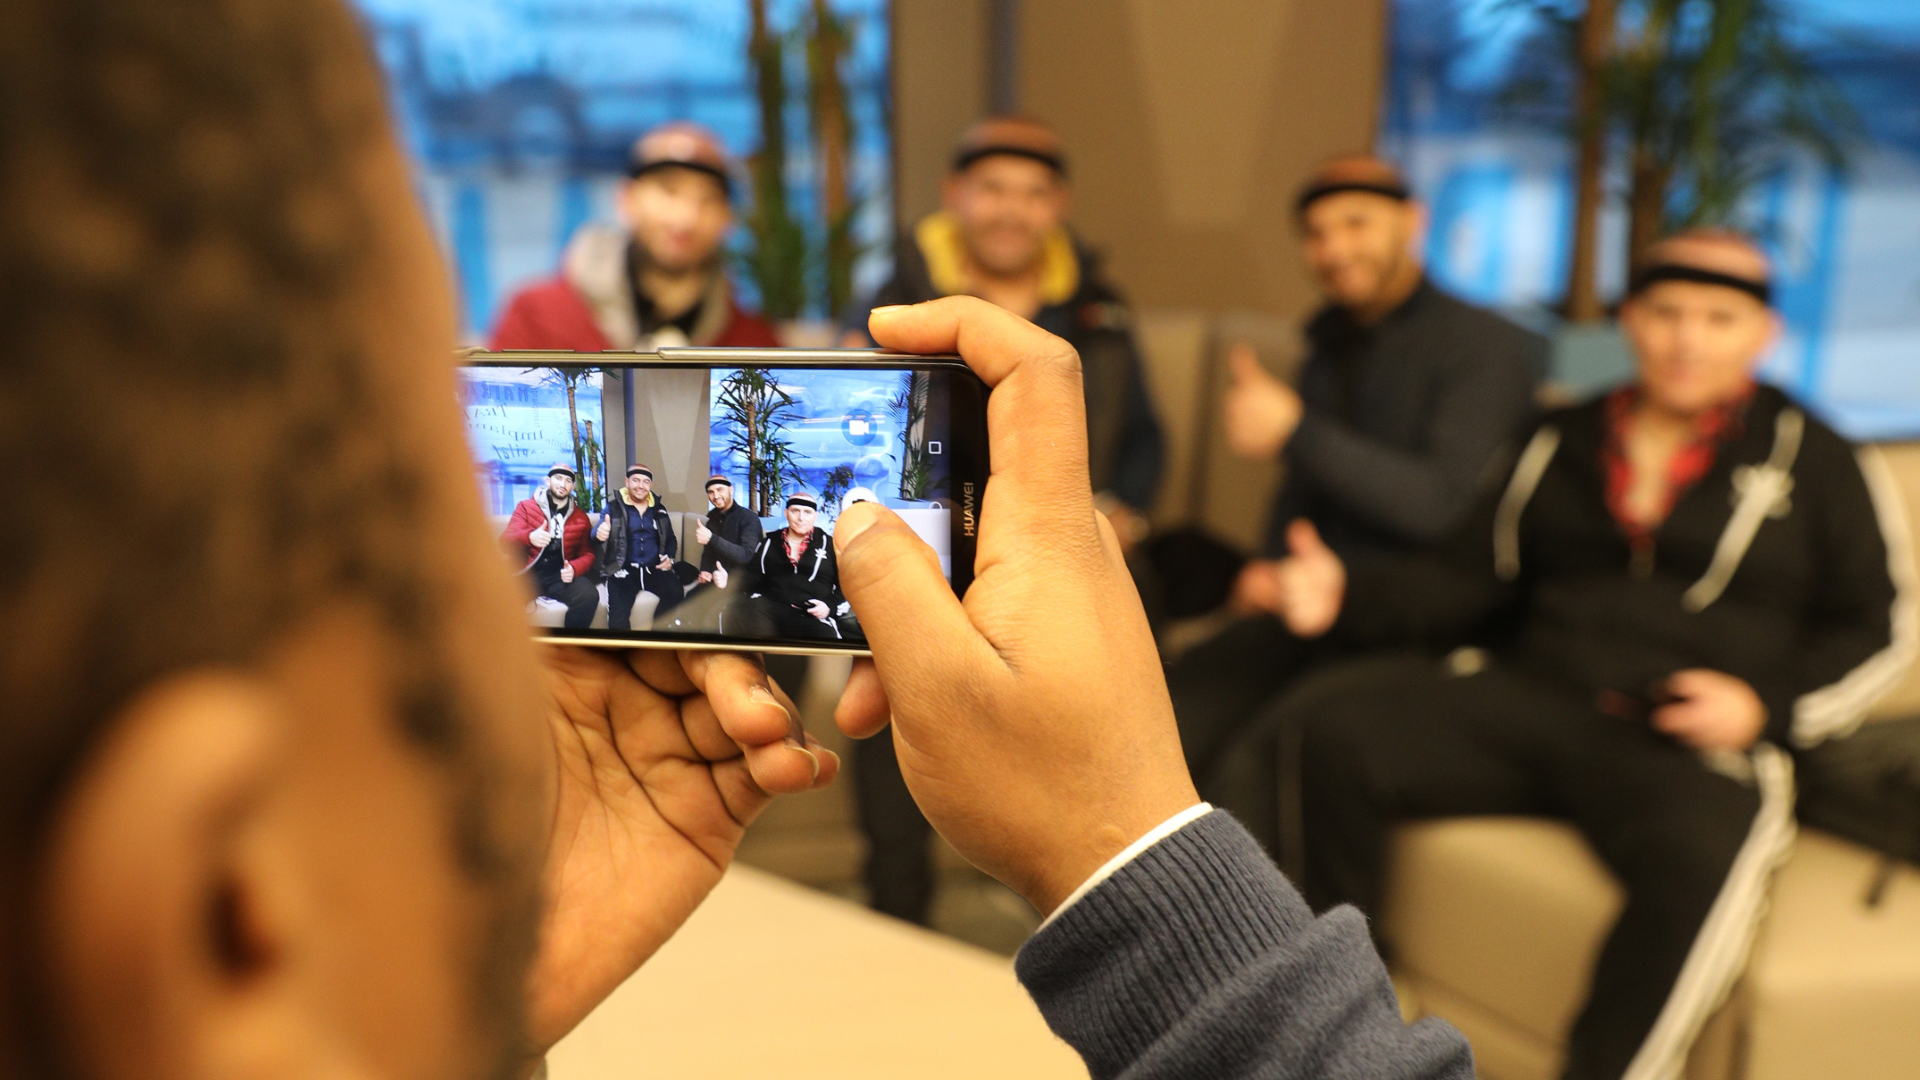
[1123,0,1298,228]
[892,0,991,227]
[1019,0,1388,320]
[624,369,710,511]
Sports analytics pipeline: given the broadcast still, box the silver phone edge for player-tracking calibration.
[533,633,872,659]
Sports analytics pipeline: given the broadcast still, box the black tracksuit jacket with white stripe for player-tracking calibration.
[737,526,843,611]
[1339,384,1915,749]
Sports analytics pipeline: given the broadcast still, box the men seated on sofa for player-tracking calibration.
[594,464,683,629]
[501,464,599,629]
[843,114,1166,923]
[3,1,1482,1074]
[489,121,780,351]
[728,493,854,641]
[1161,155,1545,838]
[1267,230,1915,1080]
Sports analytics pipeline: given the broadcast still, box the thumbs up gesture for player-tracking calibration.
[1273,519,1345,638]
[596,516,612,542]
[1223,343,1303,460]
[530,526,552,549]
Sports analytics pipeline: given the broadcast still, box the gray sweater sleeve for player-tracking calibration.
[1014,811,1472,1080]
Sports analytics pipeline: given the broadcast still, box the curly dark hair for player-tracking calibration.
[0,0,528,1068]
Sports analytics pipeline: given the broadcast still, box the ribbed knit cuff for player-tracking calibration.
[1013,811,1313,1078]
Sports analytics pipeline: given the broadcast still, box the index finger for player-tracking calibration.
[665,649,799,749]
[870,297,1093,518]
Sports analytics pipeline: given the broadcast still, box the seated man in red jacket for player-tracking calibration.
[489,121,780,351]
[500,464,599,629]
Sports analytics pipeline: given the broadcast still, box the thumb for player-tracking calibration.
[833,501,994,708]
[1228,344,1262,385]
[1287,518,1328,557]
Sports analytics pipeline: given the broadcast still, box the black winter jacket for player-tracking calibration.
[1339,385,1915,748]
[699,501,764,574]
[1267,279,1545,559]
[599,489,676,574]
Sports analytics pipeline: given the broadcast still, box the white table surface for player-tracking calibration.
[548,864,1090,1080]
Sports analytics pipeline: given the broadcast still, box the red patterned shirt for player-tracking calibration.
[1601,384,1753,562]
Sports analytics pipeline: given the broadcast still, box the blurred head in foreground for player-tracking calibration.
[1293,155,1429,321]
[0,1,549,1077]
[942,115,1072,280]
[621,121,736,273]
[1620,229,1781,417]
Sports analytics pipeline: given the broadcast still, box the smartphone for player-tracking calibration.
[459,347,989,656]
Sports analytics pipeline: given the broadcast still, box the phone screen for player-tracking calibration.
[458,352,985,654]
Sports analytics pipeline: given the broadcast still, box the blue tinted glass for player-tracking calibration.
[1381,0,1920,438]
[353,0,893,339]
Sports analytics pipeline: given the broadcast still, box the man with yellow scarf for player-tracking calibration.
[844,116,1167,925]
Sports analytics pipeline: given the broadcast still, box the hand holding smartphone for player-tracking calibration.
[459,347,989,655]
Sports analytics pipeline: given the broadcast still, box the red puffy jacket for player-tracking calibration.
[502,496,596,579]
[490,223,778,351]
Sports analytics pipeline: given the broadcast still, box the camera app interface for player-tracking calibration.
[460,364,954,645]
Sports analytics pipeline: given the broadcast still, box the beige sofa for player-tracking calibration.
[499,510,709,631]
[1131,312,1920,1080]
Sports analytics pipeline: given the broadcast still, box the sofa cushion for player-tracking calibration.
[1384,819,1920,1080]
[1868,442,1920,722]
[1382,818,1621,1049]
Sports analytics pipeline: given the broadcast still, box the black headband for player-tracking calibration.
[786,494,818,510]
[1629,263,1773,306]
[952,145,1067,178]
[1295,180,1412,215]
[628,158,733,197]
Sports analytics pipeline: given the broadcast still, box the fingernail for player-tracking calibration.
[749,685,789,716]
[835,502,878,551]
[869,304,909,316]
[786,738,821,780]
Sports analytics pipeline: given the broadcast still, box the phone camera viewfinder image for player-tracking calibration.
[459,356,977,653]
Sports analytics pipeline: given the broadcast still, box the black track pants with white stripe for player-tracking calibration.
[1298,657,1790,1080]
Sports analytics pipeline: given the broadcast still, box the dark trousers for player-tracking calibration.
[1297,657,1776,1080]
[1163,616,1339,853]
[605,565,684,630]
[658,581,727,632]
[727,595,843,640]
[533,569,599,629]
[852,733,935,923]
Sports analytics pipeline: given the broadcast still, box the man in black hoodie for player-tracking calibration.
[843,115,1166,922]
[729,492,851,642]
[666,474,765,633]
[1161,156,1543,841]
[1275,231,1915,1080]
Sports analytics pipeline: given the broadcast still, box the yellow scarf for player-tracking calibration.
[914,211,1079,307]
